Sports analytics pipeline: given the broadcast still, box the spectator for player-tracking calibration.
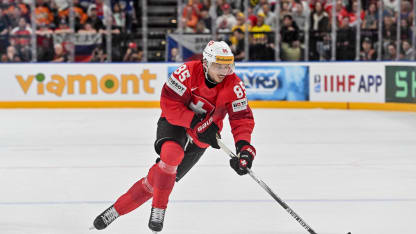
[1,53,8,62]
[10,17,32,49]
[260,3,277,29]
[383,0,399,17]
[215,0,226,16]
[250,12,271,39]
[169,47,182,62]
[382,14,397,46]
[5,0,29,21]
[49,0,60,28]
[400,0,413,22]
[116,0,135,32]
[317,33,332,60]
[400,18,412,41]
[400,40,413,60]
[182,0,199,32]
[86,4,105,32]
[360,37,377,60]
[309,1,330,60]
[195,20,210,33]
[384,42,397,60]
[336,16,355,60]
[230,12,250,47]
[113,2,126,31]
[349,0,365,26]
[199,8,212,31]
[52,43,68,62]
[215,3,237,32]
[90,47,107,62]
[95,0,113,24]
[292,1,308,31]
[249,35,274,61]
[281,14,299,45]
[0,8,10,53]
[123,41,142,62]
[78,22,97,33]
[247,5,258,27]
[253,0,269,15]
[58,0,88,31]
[231,28,245,61]
[6,3,22,29]
[231,12,251,33]
[280,14,302,61]
[362,2,378,30]
[54,18,72,33]
[36,23,54,61]
[35,0,54,26]
[329,0,349,26]
[281,39,303,61]
[279,1,292,22]
[6,45,19,62]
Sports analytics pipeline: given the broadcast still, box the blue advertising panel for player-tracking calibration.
[235,65,309,101]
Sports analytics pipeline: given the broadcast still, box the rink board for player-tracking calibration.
[0,62,415,111]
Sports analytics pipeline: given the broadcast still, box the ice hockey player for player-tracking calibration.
[92,40,256,233]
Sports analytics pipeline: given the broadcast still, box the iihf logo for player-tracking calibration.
[314,74,321,93]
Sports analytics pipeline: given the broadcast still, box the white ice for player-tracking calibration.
[0,108,415,234]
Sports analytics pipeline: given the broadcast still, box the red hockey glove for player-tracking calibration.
[191,114,220,149]
[230,141,256,175]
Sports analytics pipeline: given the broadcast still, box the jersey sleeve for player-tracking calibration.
[225,77,255,145]
[160,63,195,128]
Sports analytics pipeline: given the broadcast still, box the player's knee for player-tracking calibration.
[160,141,184,167]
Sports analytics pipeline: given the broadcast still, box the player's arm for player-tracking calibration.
[160,64,198,128]
[226,80,256,175]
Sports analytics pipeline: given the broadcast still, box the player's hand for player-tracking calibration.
[230,141,256,175]
[191,114,220,149]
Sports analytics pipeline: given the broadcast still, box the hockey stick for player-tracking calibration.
[216,138,319,234]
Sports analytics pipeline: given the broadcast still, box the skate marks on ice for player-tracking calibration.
[0,109,415,234]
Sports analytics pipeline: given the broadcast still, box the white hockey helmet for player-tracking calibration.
[202,40,235,75]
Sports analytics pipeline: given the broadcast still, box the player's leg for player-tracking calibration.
[148,139,207,232]
[148,140,184,232]
[92,118,187,230]
[92,173,154,230]
[148,118,188,232]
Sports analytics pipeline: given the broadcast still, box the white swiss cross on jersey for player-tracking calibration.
[189,94,215,116]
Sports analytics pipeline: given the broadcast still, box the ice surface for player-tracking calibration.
[0,108,415,234]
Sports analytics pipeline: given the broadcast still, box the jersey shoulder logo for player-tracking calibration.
[167,75,187,96]
[232,98,247,112]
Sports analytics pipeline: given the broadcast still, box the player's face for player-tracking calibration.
[208,63,234,83]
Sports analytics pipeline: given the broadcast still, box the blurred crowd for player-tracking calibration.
[178,0,415,61]
[0,0,140,62]
[0,0,414,62]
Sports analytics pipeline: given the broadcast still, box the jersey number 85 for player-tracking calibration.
[234,81,246,99]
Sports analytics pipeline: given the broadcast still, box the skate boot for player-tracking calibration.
[93,205,120,230]
[148,207,166,232]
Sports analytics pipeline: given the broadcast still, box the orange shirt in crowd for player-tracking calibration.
[182,5,199,30]
[5,4,29,16]
[59,7,88,24]
[35,6,54,25]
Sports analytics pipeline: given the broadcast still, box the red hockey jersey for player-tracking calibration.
[160,60,255,148]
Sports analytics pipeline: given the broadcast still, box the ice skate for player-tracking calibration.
[92,205,119,230]
[148,207,166,232]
